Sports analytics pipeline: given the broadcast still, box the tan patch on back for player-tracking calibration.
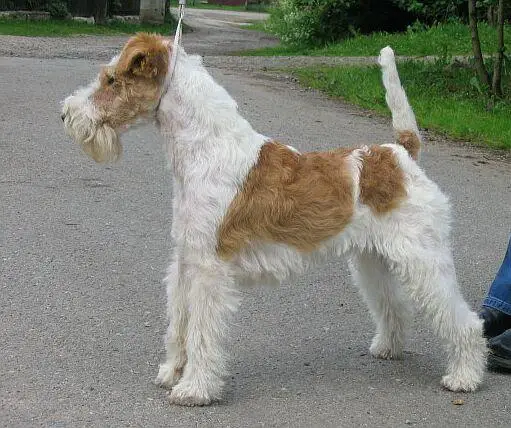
[217,142,355,260]
[359,146,407,214]
[397,130,421,160]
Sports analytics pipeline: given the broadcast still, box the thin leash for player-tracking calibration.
[157,0,186,112]
[169,0,186,80]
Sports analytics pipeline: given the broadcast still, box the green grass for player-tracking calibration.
[293,61,511,149]
[241,20,268,32]
[0,18,176,37]
[242,22,511,57]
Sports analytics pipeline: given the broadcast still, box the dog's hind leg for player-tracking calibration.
[169,263,239,406]
[155,258,189,389]
[349,250,410,359]
[384,241,486,392]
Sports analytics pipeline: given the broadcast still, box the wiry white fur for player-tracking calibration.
[153,49,266,405]
[63,44,486,406]
[379,46,422,156]
[62,56,122,162]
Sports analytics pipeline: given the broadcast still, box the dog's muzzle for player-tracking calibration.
[61,95,122,163]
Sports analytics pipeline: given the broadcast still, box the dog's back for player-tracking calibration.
[379,47,421,161]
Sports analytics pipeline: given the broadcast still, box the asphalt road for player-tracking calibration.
[1,9,511,428]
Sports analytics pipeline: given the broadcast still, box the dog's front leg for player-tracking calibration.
[155,257,189,389]
[169,263,239,406]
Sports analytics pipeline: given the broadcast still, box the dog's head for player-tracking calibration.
[61,33,170,162]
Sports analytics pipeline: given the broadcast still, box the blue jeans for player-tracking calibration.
[483,235,511,316]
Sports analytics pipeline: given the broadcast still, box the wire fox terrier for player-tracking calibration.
[62,33,486,406]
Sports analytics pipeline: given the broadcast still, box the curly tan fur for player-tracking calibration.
[397,131,421,161]
[359,146,407,215]
[92,33,169,130]
[217,143,408,259]
[216,142,355,259]
[66,33,171,163]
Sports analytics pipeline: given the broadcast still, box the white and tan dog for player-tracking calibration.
[62,33,486,406]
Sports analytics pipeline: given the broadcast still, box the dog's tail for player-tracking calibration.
[378,46,421,160]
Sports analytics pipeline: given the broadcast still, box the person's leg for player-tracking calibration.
[483,235,511,314]
[480,235,511,339]
[480,235,511,371]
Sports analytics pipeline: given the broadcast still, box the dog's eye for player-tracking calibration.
[107,75,115,85]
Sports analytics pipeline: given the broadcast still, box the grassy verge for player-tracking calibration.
[241,20,268,31]
[242,22,511,57]
[293,61,510,149]
[0,19,176,37]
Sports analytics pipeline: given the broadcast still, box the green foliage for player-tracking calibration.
[26,0,46,10]
[391,0,466,23]
[267,0,476,47]
[243,22,511,58]
[1,0,46,11]
[266,0,360,46]
[46,0,69,19]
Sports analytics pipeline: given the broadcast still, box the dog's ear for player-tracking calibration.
[118,33,169,79]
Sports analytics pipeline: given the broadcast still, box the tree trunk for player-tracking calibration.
[487,5,497,26]
[94,0,108,25]
[468,0,491,90]
[492,0,505,98]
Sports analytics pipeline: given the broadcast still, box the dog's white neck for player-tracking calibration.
[156,49,265,187]
[155,49,267,253]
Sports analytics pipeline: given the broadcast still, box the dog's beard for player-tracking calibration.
[63,95,122,163]
[80,124,122,163]
[64,114,122,163]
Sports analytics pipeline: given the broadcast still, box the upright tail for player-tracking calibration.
[378,46,421,160]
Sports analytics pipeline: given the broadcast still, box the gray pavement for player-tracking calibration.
[0,8,275,60]
[1,8,511,428]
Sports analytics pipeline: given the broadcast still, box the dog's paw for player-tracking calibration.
[369,336,403,360]
[168,381,218,407]
[154,363,183,389]
[441,374,479,392]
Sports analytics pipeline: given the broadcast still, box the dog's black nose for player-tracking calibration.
[61,113,66,122]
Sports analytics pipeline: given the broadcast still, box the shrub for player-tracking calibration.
[46,0,69,19]
[392,0,467,23]
[26,0,47,11]
[267,0,417,46]
[266,0,359,46]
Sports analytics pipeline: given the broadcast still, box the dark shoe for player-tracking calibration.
[478,306,511,338]
[488,329,511,371]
